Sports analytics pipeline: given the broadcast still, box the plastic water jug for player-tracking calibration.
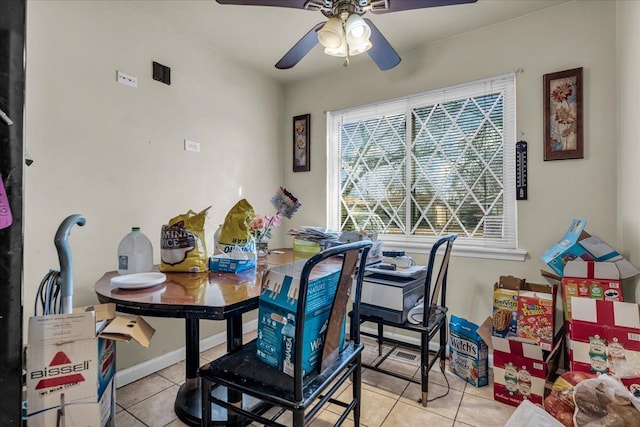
[117,227,153,274]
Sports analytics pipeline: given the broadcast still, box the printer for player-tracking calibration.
[359,265,427,324]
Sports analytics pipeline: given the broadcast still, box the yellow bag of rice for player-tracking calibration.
[160,207,210,272]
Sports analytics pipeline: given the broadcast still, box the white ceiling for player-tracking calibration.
[127,0,570,84]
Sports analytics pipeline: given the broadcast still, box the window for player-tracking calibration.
[327,74,526,260]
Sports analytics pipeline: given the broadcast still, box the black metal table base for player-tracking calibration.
[175,379,270,426]
[176,316,269,426]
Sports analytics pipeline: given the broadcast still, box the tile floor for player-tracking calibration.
[115,332,516,426]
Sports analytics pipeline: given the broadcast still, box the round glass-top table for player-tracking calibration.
[95,249,311,426]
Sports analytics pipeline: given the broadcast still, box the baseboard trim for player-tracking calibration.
[116,318,493,388]
[359,323,494,368]
[115,319,258,388]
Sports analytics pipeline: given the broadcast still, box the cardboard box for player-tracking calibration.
[256,260,345,376]
[209,253,255,272]
[539,269,571,369]
[491,276,558,351]
[570,298,640,385]
[540,219,592,276]
[492,276,524,339]
[561,261,622,322]
[540,219,639,279]
[492,331,563,408]
[26,304,154,427]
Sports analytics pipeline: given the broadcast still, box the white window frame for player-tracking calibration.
[326,74,527,261]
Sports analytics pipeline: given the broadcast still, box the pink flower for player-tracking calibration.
[250,215,268,231]
[249,213,280,241]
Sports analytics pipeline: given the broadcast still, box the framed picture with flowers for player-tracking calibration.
[543,67,583,161]
[293,114,310,172]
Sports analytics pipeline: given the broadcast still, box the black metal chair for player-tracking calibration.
[198,240,372,426]
[358,234,457,407]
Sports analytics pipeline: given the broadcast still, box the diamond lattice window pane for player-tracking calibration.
[333,76,514,246]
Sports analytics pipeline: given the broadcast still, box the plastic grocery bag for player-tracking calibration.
[160,207,210,272]
[573,374,640,426]
[215,199,256,256]
[504,400,563,427]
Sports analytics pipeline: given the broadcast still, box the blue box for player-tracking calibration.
[209,254,255,272]
[541,219,640,278]
[257,260,345,376]
[540,219,593,276]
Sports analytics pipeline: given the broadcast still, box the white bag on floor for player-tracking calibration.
[504,400,563,427]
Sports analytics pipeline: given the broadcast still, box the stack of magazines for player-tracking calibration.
[287,226,341,243]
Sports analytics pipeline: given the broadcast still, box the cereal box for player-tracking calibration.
[492,276,524,338]
[516,283,557,351]
[449,315,488,387]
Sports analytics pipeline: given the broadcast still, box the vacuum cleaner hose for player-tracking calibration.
[54,214,86,314]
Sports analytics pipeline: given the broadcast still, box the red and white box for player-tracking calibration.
[570,298,640,392]
[26,304,154,427]
[492,334,563,408]
[561,261,622,322]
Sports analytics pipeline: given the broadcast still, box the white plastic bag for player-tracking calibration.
[573,374,640,426]
[504,400,563,427]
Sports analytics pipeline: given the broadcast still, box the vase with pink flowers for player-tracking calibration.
[249,187,302,267]
[249,213,280,266]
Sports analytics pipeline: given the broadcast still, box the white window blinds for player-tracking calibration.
[327,74,525,260]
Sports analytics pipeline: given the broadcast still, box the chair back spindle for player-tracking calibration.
[423,234,457,326]
[292,241,371,401]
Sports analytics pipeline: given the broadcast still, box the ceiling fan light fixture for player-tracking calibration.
[323,38,347,57]
[324,38,371,58]
[317,17,343,49]
[345,14,371,45]
[349,39,372,56]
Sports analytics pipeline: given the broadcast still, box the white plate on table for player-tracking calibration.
[111,272,166,289]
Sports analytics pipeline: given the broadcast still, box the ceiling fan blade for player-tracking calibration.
[371,0,477,14]
[216,0,308,9]
[275,22,324,69]
[364,18,400,71]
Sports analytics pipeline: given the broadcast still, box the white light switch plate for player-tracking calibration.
[184,139,200,152]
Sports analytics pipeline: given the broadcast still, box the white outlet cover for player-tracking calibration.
[117,70,137,88]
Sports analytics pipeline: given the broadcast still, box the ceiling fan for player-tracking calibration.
[216,0,477,71]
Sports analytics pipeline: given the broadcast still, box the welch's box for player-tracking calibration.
[257,260,345,376]
[26,304,154,427]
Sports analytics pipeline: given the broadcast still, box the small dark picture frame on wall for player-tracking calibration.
[543,67,583,161]
[293,114,310,172]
